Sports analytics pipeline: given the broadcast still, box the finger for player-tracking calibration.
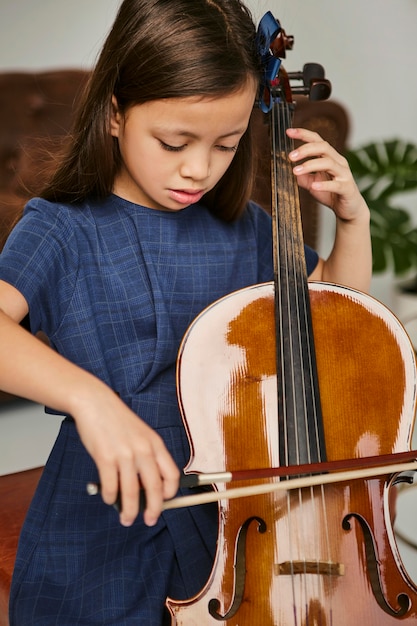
[118,461,141,526]
[136,462,165,527]
[137,441,180,526]
[97,463,120,508]
[293,155,348,180]
[290,145,345,169]
[288,135,347,168]
[154,444,181,500]
[286,127,321,142]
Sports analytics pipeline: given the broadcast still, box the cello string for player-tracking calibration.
[282,103,314,621]
[279,98,334,620]
[270,100,290,469]
[294,115,336,622]
[287,105,334,619]
[271,98,299,623]
[282,104,309,619]
[285,104,336,619]
[285,107,335,611]
[278,100,311,622]
[273,99,310,623]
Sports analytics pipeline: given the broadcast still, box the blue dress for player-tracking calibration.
[0,195,318,625]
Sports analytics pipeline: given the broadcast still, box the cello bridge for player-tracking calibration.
[275,561,345,576]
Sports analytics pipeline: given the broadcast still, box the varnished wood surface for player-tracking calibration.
[168,282,417,625]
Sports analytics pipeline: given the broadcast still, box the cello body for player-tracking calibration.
[167,282,417,624]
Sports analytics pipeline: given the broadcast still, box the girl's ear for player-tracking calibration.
[110,95,122,137]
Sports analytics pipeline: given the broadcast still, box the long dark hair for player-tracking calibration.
[41,0,262,221]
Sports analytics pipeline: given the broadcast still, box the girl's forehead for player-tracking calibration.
[136,82,257,120]
[130,88,257,137]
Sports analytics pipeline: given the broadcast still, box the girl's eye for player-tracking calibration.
[159,141,185,152]
[217,144,238,153]
[159,140,238,153]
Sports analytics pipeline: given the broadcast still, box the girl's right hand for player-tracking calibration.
[0,282,179,527]
[72,386,180,526]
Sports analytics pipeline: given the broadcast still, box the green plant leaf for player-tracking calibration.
[391,240,417,275]
[345,138,417,275]
[346,139,417,201]
[371,234,388,272]
[366,200,417,274]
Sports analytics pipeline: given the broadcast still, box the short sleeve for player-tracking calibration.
[0,198,79,334]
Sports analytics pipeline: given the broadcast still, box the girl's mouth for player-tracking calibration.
[168,189,205,205]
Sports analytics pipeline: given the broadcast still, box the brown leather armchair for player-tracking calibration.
[0,70,90,250]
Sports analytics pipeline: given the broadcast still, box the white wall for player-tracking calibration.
[0,0,120,70]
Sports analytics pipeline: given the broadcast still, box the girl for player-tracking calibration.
[0,0,371,623]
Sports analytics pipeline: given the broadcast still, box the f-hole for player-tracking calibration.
[208,515,267,621]
[343,512,411,617]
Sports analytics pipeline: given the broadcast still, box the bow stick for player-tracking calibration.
[87,450,417,512]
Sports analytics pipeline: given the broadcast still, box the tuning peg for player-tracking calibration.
[287,63,331,101]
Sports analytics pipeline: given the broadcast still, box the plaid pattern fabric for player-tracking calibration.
[0,196,318,624]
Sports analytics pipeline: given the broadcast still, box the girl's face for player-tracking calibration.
[110,82,257,211]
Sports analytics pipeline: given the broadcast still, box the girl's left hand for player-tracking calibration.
[287,127,368,223]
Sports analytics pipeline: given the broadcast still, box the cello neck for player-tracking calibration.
[269,97,326,468]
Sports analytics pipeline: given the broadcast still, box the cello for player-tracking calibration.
[166,11,417,625]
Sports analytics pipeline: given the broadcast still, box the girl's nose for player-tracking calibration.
[180,150,211,181]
